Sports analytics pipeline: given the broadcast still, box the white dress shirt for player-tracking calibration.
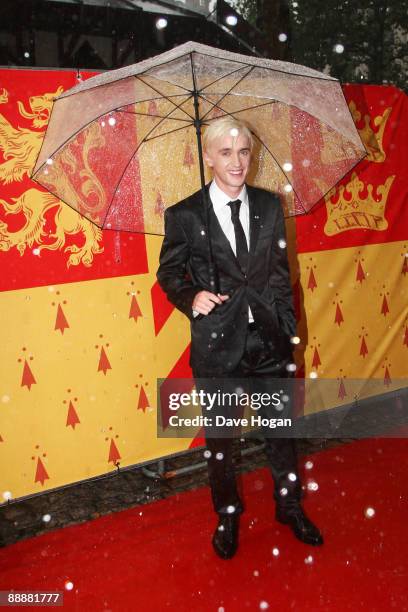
[193,179,254,323]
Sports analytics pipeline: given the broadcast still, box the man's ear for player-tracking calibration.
[203,149,214,168]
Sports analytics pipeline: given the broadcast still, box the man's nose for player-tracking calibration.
[231,151,240,166]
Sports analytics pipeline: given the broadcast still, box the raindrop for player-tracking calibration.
[286,363,297,372]
[307,481,319,491]
[290,336,300,345]
[309,371,318,379]
[281,394,289,403]
[156,17,168,29]
[272,547,280,556]
[218,524,225,532]
[253,570,259,576]
[259,601,269,610]
[3,491,12,501]
[365,507,375,518]
[279,487,288,496]
[302,159,311,167]
[203,450,212,459]
[283,162,293,172]
[24,51,30,58]
[46,158,53,165]
[284,184,292,193]
[200,230,205,236]
[211,332,218,339]
[278,239,287,249]
[288,472,297,482]
[216,452,224,460]
[333,44,345,54]
[305,460,314,470]
[230,127,239,137]
[304,555,314,564]
[226,505,235,514]
[64,581,74,591]
[108,117,116,126]
[225,15,238,27]
[33,248,40,256]
[101,121,106,127]
[42,514,51,523]
[278,33,287,42]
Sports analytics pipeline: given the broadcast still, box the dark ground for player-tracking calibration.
[0,437,349,548]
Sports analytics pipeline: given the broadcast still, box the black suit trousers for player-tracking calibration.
[193,324,302,516]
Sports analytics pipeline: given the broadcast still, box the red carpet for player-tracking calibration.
[1,438,408,611]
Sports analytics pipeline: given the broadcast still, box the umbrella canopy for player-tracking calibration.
[32,41,366,234]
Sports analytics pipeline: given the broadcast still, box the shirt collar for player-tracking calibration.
[209,180,248,213]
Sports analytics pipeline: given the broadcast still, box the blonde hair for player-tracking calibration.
[203,116,254,152]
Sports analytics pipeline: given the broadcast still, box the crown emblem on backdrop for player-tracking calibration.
[323,172,395,236]
[349,101,391,163]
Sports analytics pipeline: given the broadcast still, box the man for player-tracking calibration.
[157,116,323,559]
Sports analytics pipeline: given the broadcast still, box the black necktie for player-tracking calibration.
[227,199,248,275]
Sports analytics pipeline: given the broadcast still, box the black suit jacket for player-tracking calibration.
[157,184,297,376]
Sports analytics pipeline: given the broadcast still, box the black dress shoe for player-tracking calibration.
[276,506,323,546]
[212,514,240,559]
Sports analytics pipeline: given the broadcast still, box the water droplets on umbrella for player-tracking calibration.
[216,452,224,460]
[365,507,375,518]
[307,480,319,491]
[305,460,314,470]
[272,547,280,557]
[278,239,287,249]
[203,449,212,459]
[304,555,314,565]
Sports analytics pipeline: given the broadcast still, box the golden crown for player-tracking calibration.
[323,172,395,236]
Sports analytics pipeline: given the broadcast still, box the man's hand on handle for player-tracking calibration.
[192,291,229,316]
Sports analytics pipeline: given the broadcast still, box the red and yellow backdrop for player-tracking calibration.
[0,68,407,501]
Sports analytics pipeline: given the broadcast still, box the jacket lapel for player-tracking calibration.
[247,185,261,259]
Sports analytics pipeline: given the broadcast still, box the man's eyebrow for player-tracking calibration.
[218,147,250,152]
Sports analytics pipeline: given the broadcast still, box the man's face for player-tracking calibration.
[204,131,252,197]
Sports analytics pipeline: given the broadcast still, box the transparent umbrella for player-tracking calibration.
[32,41,366,233]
